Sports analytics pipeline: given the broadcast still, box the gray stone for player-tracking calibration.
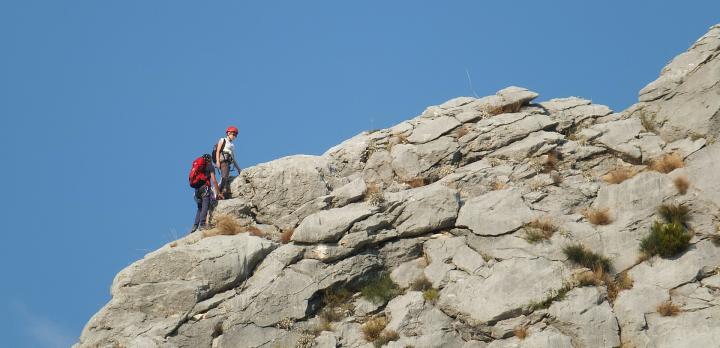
[292,203,376,243]
[471,113,557,153]
[390,258,427,288]
[385,184,460,237]
[547,287,620,348]
[439,257,567,324]
[645,306,720,348]
[408,116,462,144]
[391,136,459,180]
[686,142,720,207]
[485,326,573,348]
[456,188,534,236]
[331,177,367,207]
[490,131,564,160]
[231,155,332,226]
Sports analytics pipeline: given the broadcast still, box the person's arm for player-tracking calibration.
[233,156,242,173]
[210,170,224,199]
[215,139,224,169]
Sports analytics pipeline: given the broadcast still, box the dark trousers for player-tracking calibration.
[219,161,231,196]
[193,186,211,228]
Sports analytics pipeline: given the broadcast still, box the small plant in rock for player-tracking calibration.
[711,234,720,247]
[640,221,692,258]
[295,332,317,348]
[513,326,529,340]
[362,316,389,342]
[489,180,508,191]
[658,203,690,225]
[602,167,638,184]
[649,153,684,173]
[438,165,455,177]
[575,270,604,287]
[563,244,612,273]
[582,208,612,225]
[656,301,681,316]
[365,183,386,207]
[606,271,634,303]
[276,317,294,330]
[673,176,690,195]
[204,215,264,238]
[529,283,573,311]
[404,177,427,188]
[454,125,470,138]
[374,330,400,348]
[410,275,433,291]
[280,229,294,243]
[542,151,561,173]
[319,288,354,322]
[524,217,557,243]
[361,272,400,304]
[423,288,440,304]
[485,100,523,115]
[639,111,658,133]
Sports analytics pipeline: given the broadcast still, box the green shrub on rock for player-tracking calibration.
[360,272,400,304]
[640,221,692,258]
[658,204,690,225]
[562,244,612,272]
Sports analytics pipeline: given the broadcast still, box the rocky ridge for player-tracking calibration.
[77,25,720,348]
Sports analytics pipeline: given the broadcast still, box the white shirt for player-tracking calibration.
[220,137,235,158]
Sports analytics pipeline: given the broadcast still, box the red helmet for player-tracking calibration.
[226,126,239,134]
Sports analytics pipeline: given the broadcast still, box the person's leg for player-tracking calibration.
[197,189,211,229]
[192,188,203,232]
[219,161,230,196]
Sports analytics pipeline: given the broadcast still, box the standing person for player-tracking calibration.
[189,154,224,233]
[214,126,242,197]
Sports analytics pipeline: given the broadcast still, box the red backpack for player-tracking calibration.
[189,156,210,188]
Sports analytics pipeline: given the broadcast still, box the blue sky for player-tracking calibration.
[0,1,717,346]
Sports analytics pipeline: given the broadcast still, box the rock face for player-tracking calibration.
[77,25,720,348]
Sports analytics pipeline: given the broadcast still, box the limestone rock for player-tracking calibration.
[456,188,534,236]
[292,203,376,243]
[439,257,567,324]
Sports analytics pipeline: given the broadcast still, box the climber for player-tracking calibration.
[189,154,224,232]
[213,126,242,198]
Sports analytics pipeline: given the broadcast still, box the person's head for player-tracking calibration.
[202,153,211,161]
[226,126,238,140]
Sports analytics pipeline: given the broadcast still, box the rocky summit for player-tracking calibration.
[77,25,720,348]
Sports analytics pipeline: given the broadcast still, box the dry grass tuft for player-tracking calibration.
[657,301,681,317]
[203,215,265,238]
[658,203,690,225]
[649,153,684,173]
[410,275,433,291]
[362,316,388,342]
[486,100,523,115]
[673,176,690,195]
[319,288,354,322]
[454,125,470,138]
[542,151,561,173]
[563,244,612,273]
[365,183,385,206]
[711,234,720,247]
[513,326,529,340]
[489,180,507,191]
[524,217,557,243]
[404,177,427,188]
[602,167,638,184]
[583,208,613,225]
[280,229,294,244]
[606,271,634,303]
[374,330,400,347]
[423,288,440,304]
